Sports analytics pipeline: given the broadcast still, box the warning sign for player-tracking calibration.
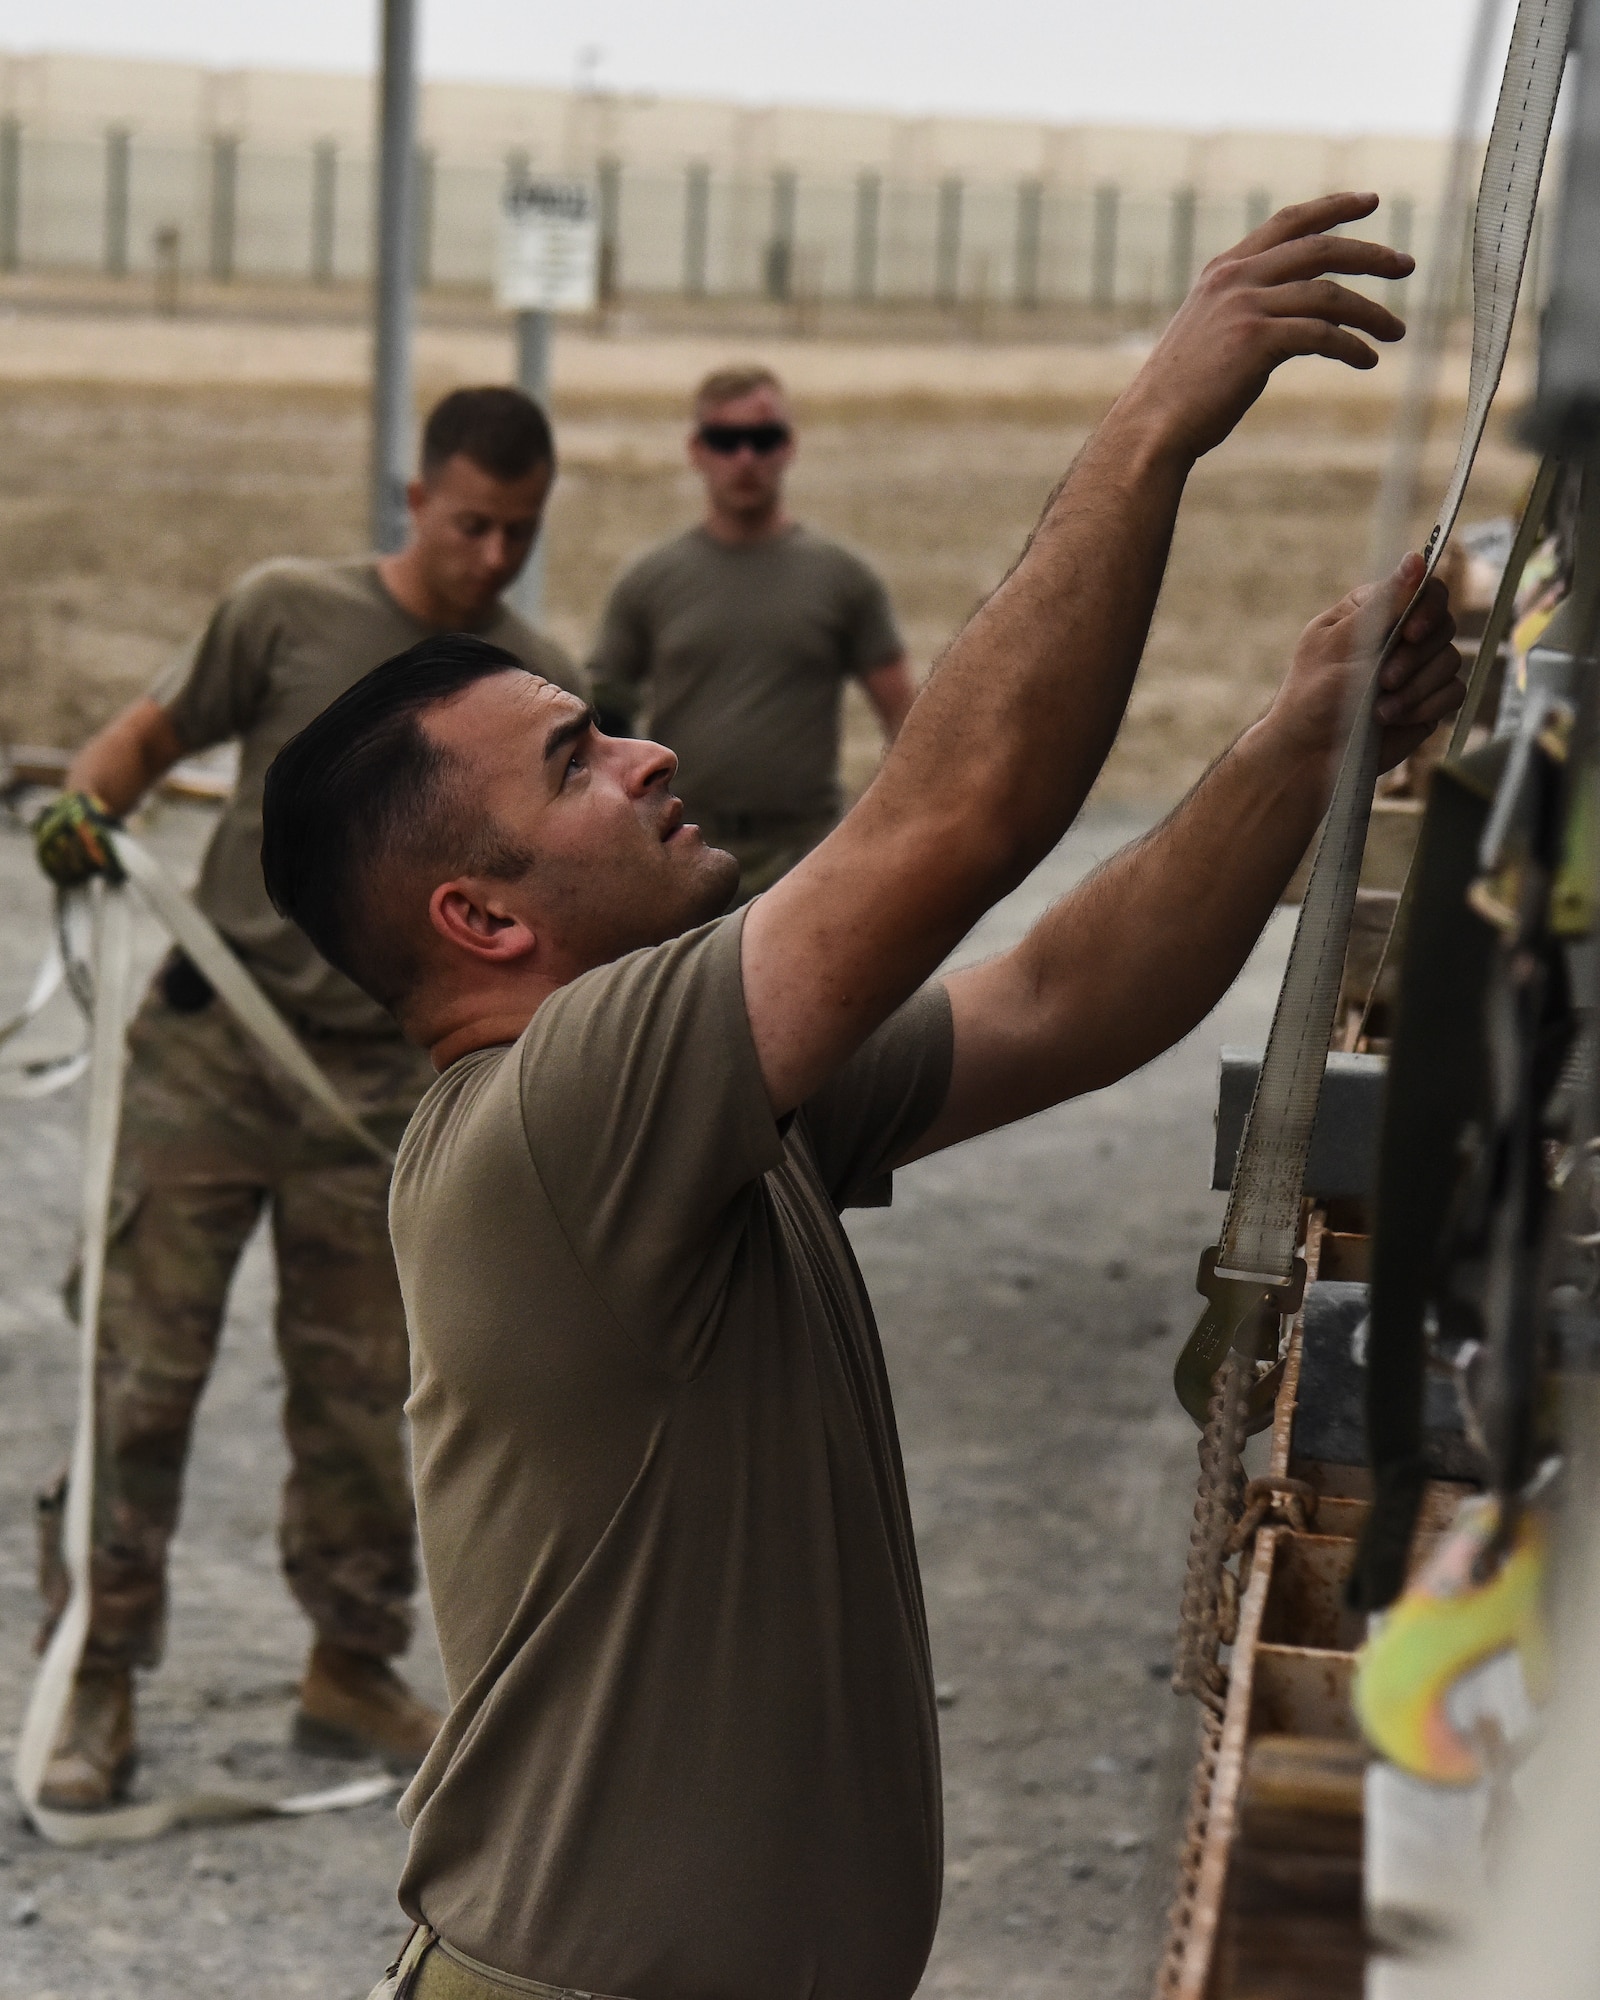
[496,177,600,314]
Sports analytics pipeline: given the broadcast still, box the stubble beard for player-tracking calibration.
[579,835,740,968]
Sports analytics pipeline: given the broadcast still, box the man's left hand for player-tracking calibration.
[1267,551,1465,778]
[33,790,127,889]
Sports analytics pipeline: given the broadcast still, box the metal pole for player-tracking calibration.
[370,0,417,554]
[508,308,551,624]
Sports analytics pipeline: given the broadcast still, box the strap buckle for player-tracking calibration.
[1196,1245,1307,1316]
[1172,1246,1309,1429]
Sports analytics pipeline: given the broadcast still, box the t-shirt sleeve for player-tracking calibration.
[518,910,785,1376]
[842,556,905,678]
[586,566,653,723]
[798,981,954,1210]
[146,567,284,752]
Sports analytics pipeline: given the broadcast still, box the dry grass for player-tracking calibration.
[0,365,1536,803]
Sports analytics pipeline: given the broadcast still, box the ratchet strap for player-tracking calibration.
[1174,0,1574,1424]
[12,838,396,1845]
[107,832,392,1165]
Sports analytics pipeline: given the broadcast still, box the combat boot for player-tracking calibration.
[37,1664,136,1810]
[293,1641,441,1773]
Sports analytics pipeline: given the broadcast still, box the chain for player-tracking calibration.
[1158,1372,1320,1995]
[1152,1702,1224,2000]
[1172,1353,1249,1715]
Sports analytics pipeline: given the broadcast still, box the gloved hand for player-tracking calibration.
[33,790,126,888]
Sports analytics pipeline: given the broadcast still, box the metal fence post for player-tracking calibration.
[1168,185,1197,306]
[1015,178,1043,309]
[370,0,417,555]
[414,144,435,289]
[508,309,551,627]
[1456,199,1475,319]
[1390,195,1415,311]
[766,169,796,300]
[853,170,880,303]
[104,127,130,277]
[684,162,709,298]
[1091,183,1118,310]
[311,140,337,283]
[153,223,181,313]
[209,133,238,281]
[936,176,963,306]
[597,154,621,302]
[1525,202,1545,322]
[0,118,19,273]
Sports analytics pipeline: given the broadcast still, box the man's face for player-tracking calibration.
[406,452,554,624]
[423,672,740,983]
[687,386,795,525]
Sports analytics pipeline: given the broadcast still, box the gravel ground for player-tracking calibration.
[0,795,1292,2000]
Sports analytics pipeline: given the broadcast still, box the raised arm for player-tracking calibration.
[742,193,1415,1114]
[903,561,1462,1160]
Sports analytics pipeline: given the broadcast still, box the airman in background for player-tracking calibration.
[30,384,584,1809]
[589,365,917,902]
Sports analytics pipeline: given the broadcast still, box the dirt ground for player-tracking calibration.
[0,798,1293,2000]
[0,310,1535,802]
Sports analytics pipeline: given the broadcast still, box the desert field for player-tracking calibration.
[0,304,1537,799]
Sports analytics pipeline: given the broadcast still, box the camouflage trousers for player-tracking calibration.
[69,969,434,1672]
[700,810,838,906]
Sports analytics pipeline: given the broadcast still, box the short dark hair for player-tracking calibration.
[261,636,536,1017]
[421,385,555,484]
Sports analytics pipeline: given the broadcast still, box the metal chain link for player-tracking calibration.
[1172,1354,1249,1716]
[1153,1702,1225,2000]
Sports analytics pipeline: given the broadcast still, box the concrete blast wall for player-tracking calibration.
[0,49,1550,312]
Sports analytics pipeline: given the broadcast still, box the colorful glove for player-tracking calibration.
[32,790,126,888]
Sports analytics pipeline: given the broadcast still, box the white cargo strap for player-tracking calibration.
[1212,0,1571,1295]
[108,831,393,1166]
[0,896,96,1099]
[12,840,399,1844]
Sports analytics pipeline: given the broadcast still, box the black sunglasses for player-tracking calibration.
[697,422,792,456]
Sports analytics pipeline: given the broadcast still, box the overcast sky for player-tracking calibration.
[0,0,1498,136]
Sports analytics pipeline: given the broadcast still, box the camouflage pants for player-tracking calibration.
[702,812,839,906]
[75,973,434,1671]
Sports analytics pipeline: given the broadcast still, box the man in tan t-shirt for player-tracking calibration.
[589,365,917,900]
[28,386,584,1810]
[259,200,1462,2000]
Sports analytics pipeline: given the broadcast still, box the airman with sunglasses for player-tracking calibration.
[589,366,917,900]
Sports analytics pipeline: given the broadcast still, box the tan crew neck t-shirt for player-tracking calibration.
[390,911,954,2000]
[148,555,583,1034]
[587,525,902,826]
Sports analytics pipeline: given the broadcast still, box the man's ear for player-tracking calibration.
[406,476,430,519]
[428,880,538,966]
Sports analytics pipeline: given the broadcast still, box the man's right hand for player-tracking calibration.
[1120,192,1412,463]
[33,791,126,888]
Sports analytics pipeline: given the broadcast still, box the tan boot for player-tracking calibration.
[37,1665,136,1810]
[293,1641,441,1773]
